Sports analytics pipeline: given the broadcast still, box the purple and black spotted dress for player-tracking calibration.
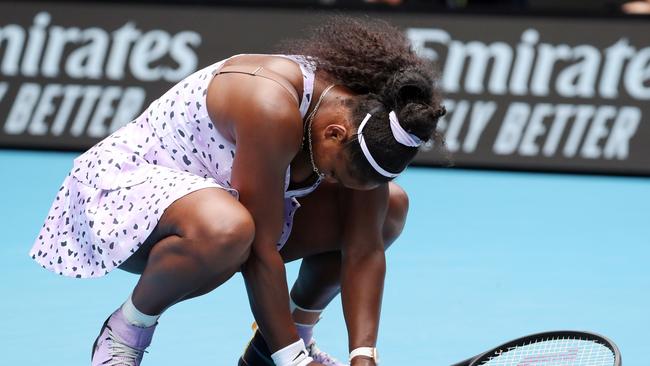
[29,54,321,278]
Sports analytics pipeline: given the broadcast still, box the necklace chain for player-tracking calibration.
[303,84,337,179]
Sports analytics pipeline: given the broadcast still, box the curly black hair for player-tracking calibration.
[281,15,446,183]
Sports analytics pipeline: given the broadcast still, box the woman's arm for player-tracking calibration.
[340,183,390,365]
[227,87,305,352]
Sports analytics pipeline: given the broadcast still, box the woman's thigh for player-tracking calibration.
[119,187,252,274]
[280,181,408,263]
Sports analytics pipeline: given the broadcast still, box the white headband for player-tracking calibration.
[357,111,423,178]
[389,111,422,147]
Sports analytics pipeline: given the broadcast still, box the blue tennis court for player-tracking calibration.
[2,149,648,365]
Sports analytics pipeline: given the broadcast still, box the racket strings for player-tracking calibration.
[479,336,615,365]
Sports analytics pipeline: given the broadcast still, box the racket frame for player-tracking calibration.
[451,330,621,366]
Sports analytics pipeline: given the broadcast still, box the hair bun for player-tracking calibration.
[396,102,444,142]
[381,67,434,109]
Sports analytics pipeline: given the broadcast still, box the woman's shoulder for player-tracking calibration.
[205,57,305,152]
[221,54,308,85]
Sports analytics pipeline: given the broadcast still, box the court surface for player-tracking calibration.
[1,149,648,365]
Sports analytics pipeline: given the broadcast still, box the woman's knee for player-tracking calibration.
[382,183,409,246]
[156,188,255,272]
[189,210,254,268]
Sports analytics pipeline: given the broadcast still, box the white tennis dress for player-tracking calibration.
[29,54,321,278]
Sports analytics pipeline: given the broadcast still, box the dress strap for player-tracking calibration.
[214,65,300,106]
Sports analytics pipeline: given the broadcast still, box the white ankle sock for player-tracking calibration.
[289,297,324,315]
[121,294,160,328]
[290,297,323,346]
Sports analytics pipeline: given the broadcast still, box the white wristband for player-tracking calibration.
[349,347,379,363]
[271,339,313,366]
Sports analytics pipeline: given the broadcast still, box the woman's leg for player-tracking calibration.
[281,182,409,311]
[119,187,255,314]
[238,182,409,366]
[92,187,254,366]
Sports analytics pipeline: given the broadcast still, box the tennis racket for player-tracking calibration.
[451,330,621,366]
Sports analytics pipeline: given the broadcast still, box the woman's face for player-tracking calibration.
[312,99,380,191]
[323,147,378,191]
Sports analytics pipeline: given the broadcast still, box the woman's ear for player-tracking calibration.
[324,124,348,144]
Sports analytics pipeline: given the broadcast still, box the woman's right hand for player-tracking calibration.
[308,362,327,366]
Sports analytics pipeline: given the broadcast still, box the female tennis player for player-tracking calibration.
[29,16,444,366]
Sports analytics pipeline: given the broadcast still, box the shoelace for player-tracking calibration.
[307,341,341,365]
[104,328,148,366]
